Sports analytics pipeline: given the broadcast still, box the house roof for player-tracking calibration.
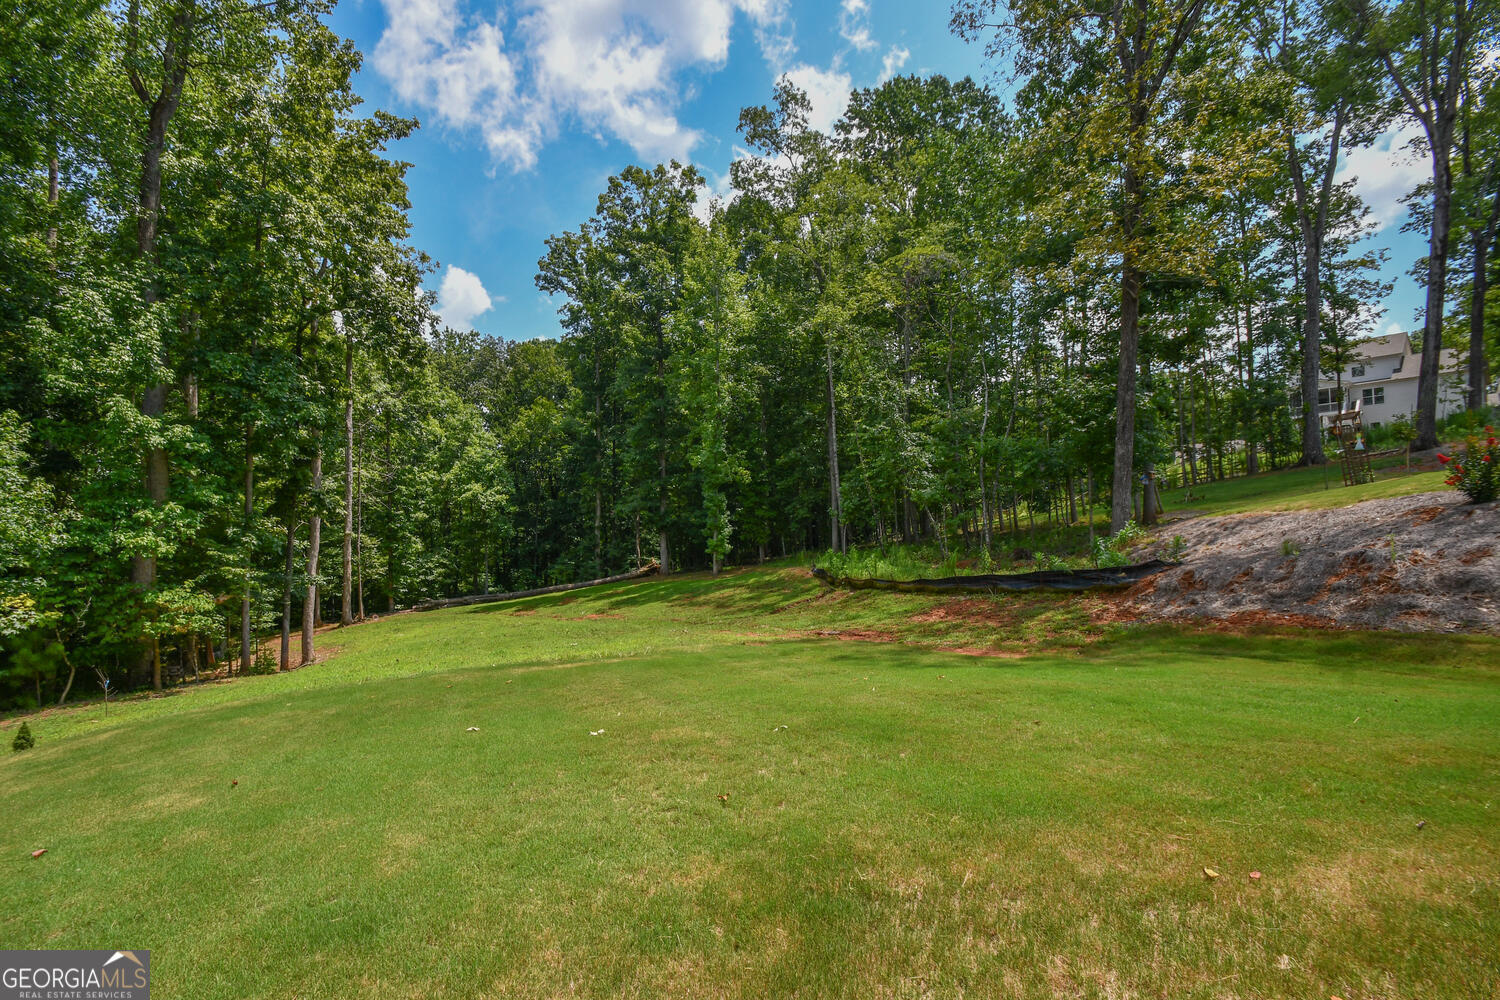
[1351,332,1411,360]
[1316,335,1466,390]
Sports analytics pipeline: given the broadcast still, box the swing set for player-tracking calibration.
[1325,405,1374,487]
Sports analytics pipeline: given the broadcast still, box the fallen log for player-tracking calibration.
[812,559,1178,594]
[413,563,660,611]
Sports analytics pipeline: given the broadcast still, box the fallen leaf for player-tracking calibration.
[466,727,479,732]
[1249,871,1262,881]
[717,793,729,803]
[1203,867,1219,880]
[231,779,238,787]
[31,849,46,859]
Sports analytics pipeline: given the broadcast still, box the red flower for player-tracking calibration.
[1438,453,1451,463]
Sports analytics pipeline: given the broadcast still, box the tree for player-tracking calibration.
[954,0,1229,529]
[1338,0,1499,446]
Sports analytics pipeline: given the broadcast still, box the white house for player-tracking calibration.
[1312,331,1470,428]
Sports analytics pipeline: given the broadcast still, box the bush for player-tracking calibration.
[1093,522,1144,568]
[12,721,35,753]
[251,647,279,675]
[1438,426,1499,504]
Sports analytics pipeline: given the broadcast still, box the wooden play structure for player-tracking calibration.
[1325,405,1374,486]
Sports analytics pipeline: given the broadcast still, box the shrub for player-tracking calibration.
[1093,522,1144,568]
[12,721,35,753]
[251,647,279,675]
[1034,552,1067,571]
[1438,426,1499,504]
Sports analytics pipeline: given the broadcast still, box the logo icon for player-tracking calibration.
[1,949,150,999]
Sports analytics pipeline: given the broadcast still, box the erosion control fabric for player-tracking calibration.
[813,559,1179,594]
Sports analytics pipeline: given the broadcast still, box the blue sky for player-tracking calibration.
[325,0,1431,344]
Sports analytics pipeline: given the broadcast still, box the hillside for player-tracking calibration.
[4,563,1499,998]
[1133,491,1500,632]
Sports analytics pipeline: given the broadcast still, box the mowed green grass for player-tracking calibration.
[1162,458,1447,518]
[2,568,1499,999]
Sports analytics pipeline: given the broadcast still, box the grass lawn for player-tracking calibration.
[3,568,1498,998]
[1160,458,1447,518]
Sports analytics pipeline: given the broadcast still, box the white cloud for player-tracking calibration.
[373,1,523,159]
[436,265,494,329]
[878,44,909,83]
[374,0,794,170]
[781,64,853,135]
[693,167,736,225]
[839,0,877,52]
[1336,122,1429,231]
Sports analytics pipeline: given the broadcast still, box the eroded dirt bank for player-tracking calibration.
[1128,491,1500,633]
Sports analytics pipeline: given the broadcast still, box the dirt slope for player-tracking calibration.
[1128,491,1500,633]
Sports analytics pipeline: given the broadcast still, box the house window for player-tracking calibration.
[1351,364,1365,377]
[1316,388,1340,413]
[1361,386,1384,406]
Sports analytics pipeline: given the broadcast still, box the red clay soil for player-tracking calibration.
[805,628,901,643]
[909,598,1018,626]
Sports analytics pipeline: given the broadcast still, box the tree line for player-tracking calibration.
[3,0,1498,708]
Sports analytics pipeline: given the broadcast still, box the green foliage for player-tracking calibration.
[6,567,1500,995]
[1092,522,1146,568]
[817,546,962,582]
[2,0,1490,711]
[0,415,61,638]
[10,721,34,753]
[1439,426,1500,503]
[1166,535,1187,561]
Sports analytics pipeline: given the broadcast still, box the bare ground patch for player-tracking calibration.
[1129,491,1500,633]
[909,598,1019,627]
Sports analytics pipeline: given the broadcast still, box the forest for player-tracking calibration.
[3,0,1499,708]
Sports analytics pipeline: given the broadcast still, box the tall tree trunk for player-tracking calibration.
[658,453,670,575]
[594,355,604,575]
[1417,154,1454,447]
[356,422,365,621]
[342,335,354,626]
[302,446,322,665]
[126,8,194,686]
[1244,301,1260,474]
[1469,180,1500,410]
[280,517,294,670]
[1111,248,1141,531]
[239,424,254,676]
[1286,107,1342,466]
[1187,374,1200,485]
[1110,81,1146,533]
[655,317,671,576]
[824,339,844,552]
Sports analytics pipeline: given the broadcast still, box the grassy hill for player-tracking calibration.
[3,562,1498,998]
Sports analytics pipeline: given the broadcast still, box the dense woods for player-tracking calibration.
[3,0,1499,708]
